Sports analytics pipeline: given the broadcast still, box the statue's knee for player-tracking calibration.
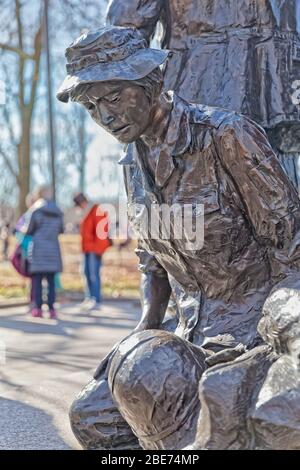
[69,379,104,449]
[108,330,206,449]
[69,377,140,450]
[69,394,83,430]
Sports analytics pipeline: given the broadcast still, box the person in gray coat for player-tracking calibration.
[26,186,64,319]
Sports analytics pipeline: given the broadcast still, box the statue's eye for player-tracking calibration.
[106,94,120,103]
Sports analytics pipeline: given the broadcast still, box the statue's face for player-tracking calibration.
[76,82,152,143]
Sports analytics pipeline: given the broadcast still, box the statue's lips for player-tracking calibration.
[111,124,131,134]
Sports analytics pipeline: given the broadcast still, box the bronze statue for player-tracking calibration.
[106,0,300,188]
[189,277,300,450]
[57,26,300,450]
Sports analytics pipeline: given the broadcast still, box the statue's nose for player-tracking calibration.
[97,103,114,126]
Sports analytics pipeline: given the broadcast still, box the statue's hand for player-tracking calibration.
[205,344,247,367]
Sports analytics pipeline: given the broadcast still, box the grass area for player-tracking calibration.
[0,234,140,300]
[0,286,29,299]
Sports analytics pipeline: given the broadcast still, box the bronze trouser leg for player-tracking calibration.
[108,330,207,450]
[69,318,179,450]
[69,374,140,450]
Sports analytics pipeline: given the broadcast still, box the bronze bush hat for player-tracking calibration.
[57,26,170,103]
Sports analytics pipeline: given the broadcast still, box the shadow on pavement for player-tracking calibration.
[0,397,71,449]
[0,301,139,337]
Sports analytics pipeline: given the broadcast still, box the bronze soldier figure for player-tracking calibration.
[57,26,300,450]
[107,0,300,188]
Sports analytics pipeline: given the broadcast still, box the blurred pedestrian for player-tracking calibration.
[1,222,10,261]
[73,192,111,312]
[27,186,64,319]
[12,192,38,307]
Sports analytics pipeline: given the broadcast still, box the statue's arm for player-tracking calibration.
[134,246,171,331]
[93,246,170,380]
[216,115,300,250]
[106,0,163,43]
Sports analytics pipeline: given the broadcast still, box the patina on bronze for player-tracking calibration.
[57,26,300,450]
[107,0,300,188]
[190,276,300,450]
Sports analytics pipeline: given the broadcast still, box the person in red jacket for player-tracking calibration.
[73,192,111,311]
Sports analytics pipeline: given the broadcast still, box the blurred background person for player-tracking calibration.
[1,222,10,261]
[26,185,64,319]
[73,192,111,312]
[12,192,38,309]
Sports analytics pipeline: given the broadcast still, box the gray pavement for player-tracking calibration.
[0,300,140,449]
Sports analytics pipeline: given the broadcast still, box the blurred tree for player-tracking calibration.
[0,0,108,215]
[57,103,89,194]
[0,0,44,215]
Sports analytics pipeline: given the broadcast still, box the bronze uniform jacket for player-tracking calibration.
[118,93,300,349]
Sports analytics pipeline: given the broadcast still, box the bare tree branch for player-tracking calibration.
[2,105,18,148]
[2,66,18,146]
[15,0,25,112]
[0,43,34,60]
[15,0,23,51]
[28,20,43,114]
[0,146,18,181]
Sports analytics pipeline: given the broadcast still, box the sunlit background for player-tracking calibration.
[0,0,141,300]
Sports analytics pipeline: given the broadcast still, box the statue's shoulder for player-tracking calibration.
[172,94,232,128]
[215,111,268,147]
[176,94,265,137]
[189,103,234,130]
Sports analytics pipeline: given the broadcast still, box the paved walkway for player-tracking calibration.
[0,301,140,449]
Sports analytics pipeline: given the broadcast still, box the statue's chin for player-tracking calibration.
[117,133,140,144]
[118,137,137,144]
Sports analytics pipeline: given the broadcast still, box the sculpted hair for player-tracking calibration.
[70,84,90,102]
[130,67,164,105]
